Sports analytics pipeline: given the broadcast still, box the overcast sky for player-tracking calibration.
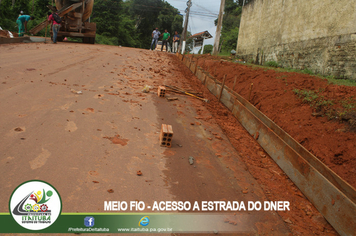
[165,0,221,49]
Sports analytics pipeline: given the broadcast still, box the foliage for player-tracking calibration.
[95,33,118,46]
[325,76,356,87]
[265,61,280,68]
[92,0,138,47]
[0,0,182,48]
[215,0,242,52]
[0,0,31,31]
[128,0,183,48]
[198,44,213,54]
[293,88,335,119]
[293,88,356,129]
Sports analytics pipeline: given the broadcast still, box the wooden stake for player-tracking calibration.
[218,74,227,101]
[233,75,237,90]
[44,19,48,43]
[249,83,254,101]
[195,58,199,74]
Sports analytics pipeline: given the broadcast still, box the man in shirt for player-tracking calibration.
[48,11,61,44]
[16,15,34,37]
[161,29,170,52]
[150,28,161,50]
[172,31,180,53]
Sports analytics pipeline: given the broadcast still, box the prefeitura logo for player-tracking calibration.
[9,180,62,230]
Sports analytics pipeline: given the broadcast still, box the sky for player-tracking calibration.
[165,0,221,51]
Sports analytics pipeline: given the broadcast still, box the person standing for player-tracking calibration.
[161,29,170,52]
[172,31,180,53]
[48,11,61,44]
[16,15,34,37]
[150,28,161,50]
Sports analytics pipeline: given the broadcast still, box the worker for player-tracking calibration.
[16,15,34,37]
[150,28,161,50]
[161,29,170,52]
[48,11,61,44]
[172,31,180,53]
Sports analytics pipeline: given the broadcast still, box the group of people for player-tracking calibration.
[150,28,180,53]
[16,9,60,44]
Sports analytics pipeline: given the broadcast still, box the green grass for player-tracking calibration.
[324,76,356,87]
[218,50,232,57]
[293,89,334,111]
[292,89,356,124]
[341,97,356,111]
[264,61,280,68]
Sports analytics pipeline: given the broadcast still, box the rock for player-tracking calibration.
[107,189,114,193]
[284,218,293,224]
[137,170,142,176]
[189,156,194,165]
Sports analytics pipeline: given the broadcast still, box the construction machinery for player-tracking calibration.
[30,0,96,44]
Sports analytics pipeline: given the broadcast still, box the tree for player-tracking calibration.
[92,0,138,47]
[0,0,31,31]
[214,0,242,53]
[198,44,213,54]
[128,0,182,48]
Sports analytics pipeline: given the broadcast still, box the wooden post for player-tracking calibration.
[213,0,226,55]
[195,58,199,74]
[44,20,48,43]
[80,0,85,33]
[233,75,237,90]
[218,75,227,101]
[249,83,254,101]
[179,0,192,54]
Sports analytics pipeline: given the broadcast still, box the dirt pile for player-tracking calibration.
[169,54,356,235]
[193,55,356,189]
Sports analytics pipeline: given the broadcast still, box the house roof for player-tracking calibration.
[190,31,213,39]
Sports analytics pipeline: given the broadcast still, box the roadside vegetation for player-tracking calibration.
[293,89,356,130]
[0,0,183,49]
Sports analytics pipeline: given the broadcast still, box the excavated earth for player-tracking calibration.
[170,54,356,235]
[186,54,356,189]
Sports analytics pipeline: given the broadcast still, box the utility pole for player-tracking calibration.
[179,0,192,54]
[212,0,225,55]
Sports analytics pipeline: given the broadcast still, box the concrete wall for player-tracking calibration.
[236,0,356,80]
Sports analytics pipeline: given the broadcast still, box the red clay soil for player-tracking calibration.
[167,54,356,235]
[196,55,356,189]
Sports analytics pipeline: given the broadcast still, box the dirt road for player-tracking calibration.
[0,42,336,235]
